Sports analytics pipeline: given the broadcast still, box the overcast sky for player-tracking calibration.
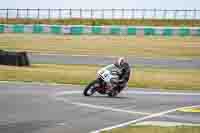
[1,0,200,9]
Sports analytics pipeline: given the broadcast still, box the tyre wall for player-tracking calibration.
[0,24,200,36]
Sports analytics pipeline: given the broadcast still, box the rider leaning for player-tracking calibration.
[113,57,131,93]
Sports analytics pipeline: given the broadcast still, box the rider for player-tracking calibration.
[112,57,131,93]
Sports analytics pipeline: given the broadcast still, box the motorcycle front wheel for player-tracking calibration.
[83,80,100,96]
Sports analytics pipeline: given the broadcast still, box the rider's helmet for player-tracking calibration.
[114,57,126,68]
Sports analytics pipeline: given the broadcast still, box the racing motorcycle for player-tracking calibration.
[83,64,123,97]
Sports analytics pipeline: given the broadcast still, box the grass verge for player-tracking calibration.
[101,125,200,133]
[0,64,200,90]
[1,18,200,27]
[0,34,200,59]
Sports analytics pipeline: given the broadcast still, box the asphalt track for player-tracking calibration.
[0,82,200,133]
[29,53,200,68]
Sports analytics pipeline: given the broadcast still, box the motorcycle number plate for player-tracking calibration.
[98,69,112,83]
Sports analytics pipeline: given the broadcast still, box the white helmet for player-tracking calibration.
[115,57,126,68]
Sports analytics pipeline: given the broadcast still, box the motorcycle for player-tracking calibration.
[83,64,122,97]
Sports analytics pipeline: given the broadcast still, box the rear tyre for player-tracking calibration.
[83,80,99,96]
[108,90,118,97]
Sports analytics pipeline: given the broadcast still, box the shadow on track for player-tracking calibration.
[84,95,130,99]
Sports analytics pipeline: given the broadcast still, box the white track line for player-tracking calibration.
[1,81,200,96]
[55,91,83,96]
[55,91,150,115]
[54,91,200,133]
[0,81,77,87]
[55,97,150,115]
[54,90,200,118]
[30,53,117,58]
[123,90,200,96]
[56,90,200,97]
[91,104,200,133]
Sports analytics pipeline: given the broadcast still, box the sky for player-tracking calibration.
[0,0,200,9]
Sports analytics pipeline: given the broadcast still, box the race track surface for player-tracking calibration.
[0,82,199,133]
[29,53,200,68]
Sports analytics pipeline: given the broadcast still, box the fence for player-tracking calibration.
[0,24,200,36]
[0,9,200,20]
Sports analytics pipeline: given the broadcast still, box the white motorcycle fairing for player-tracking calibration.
[97,64,120,84]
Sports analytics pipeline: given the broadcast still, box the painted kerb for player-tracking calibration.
[0,24,200,36]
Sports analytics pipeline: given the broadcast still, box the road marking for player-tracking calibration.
[56,90,200,97]
[55,97,150,115]
[30,53,117,58]
[0,80,77,87]
[56,123,66,126]
[0,81,199,132]
[54,90,200,122]
[55,91,82,96]
[90,104,200,133]
[1,81,200,96]
[123,90,200,96]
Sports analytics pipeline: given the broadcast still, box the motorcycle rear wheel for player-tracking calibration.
[108,90,118,97]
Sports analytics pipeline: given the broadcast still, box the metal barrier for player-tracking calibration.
[0,8,200,20]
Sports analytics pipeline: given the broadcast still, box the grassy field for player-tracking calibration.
[1,34,200,90]
[102,125,200,133]
[0,34,200,58]
[1,64,200,90]
[1,18,200,27]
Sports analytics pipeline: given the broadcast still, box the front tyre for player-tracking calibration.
[83,80,99,96]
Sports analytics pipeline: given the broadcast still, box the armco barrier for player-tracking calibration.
[0,24,200,36]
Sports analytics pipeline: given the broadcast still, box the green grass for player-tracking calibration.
[1,18,200,26]
[1,64,200,90]
[102,125,200,133]
[0,34,200,59]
